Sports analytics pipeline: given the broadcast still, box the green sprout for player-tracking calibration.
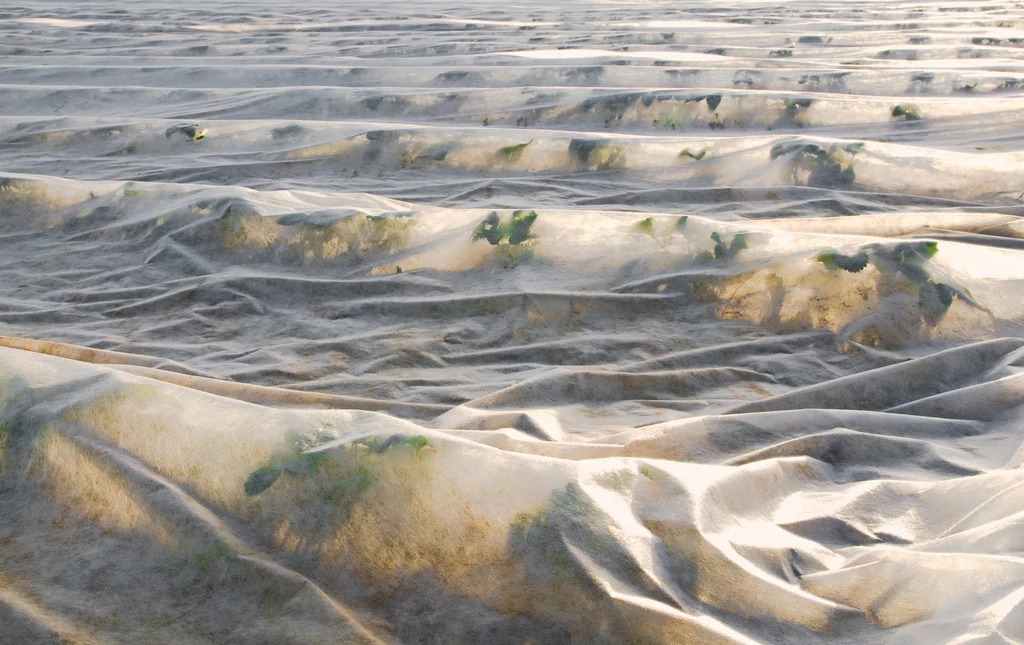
[165,123,206,142]
[635,217,665,251]
[892,105,922,121]
[874,241,939,283]
[122,181,145,198]
[240,421,415,501]
[303,452,330,473]
[472,211,504,245]
[244,465,282,496]
[770,140,861,188]
[818,241,937,280]
[782,98,814,124]
[919,280,956,323]
[679,148,707,160]
[568,138,625,170]
[353,434,432,454]
[472,210,540,267]
[635,217,655,236]
[362,213,414,252]
[267,211,413,261]
[403,435,431,451]
[634,215,689,253]
[402,143,449,166]
[318,466,376,505]
[816,240,984,324]
[498,139,533,160]
[817,250,869,272]
[507,210,538,245]
[712,231,748,260]
[661,117,682,130]
[638,464,662,481]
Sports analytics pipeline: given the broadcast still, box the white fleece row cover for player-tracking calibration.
[2,1,1024,644]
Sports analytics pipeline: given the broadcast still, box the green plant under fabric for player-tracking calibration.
[816,241,985,324]
[770,140,864,188]
[634,215,689,252]
[497,140,533,161]
[472,210,540,267]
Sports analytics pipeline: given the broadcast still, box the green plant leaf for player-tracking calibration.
[635,217,655,236]
[919,280,956,323]
[639,464,662,481]
[784,98,814,110]
[730,233,748,256]
[711,232,727,259]
[892,240,938,265]
[770,141,826,160]
[472,211,504,245]
[867,241,939,284]
[414,144,449,163]
[354,434,431,454]
[711,232,748,260]
[892,105,922,120]
[303,452,330,474]
[817,250,869,272]
[498,139,533,159]
[320,468,376,505]
[165,123,206,142]
[679,148,707,160]
[403,436,430,451]
[244,466,281,496]
[354,435,396,453]
[507,210,538,245]
[568,139,598,165]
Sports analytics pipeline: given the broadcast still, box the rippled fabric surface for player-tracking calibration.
[3,1,1024,643]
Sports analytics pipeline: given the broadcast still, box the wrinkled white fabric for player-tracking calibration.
[2,1,1024,643]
